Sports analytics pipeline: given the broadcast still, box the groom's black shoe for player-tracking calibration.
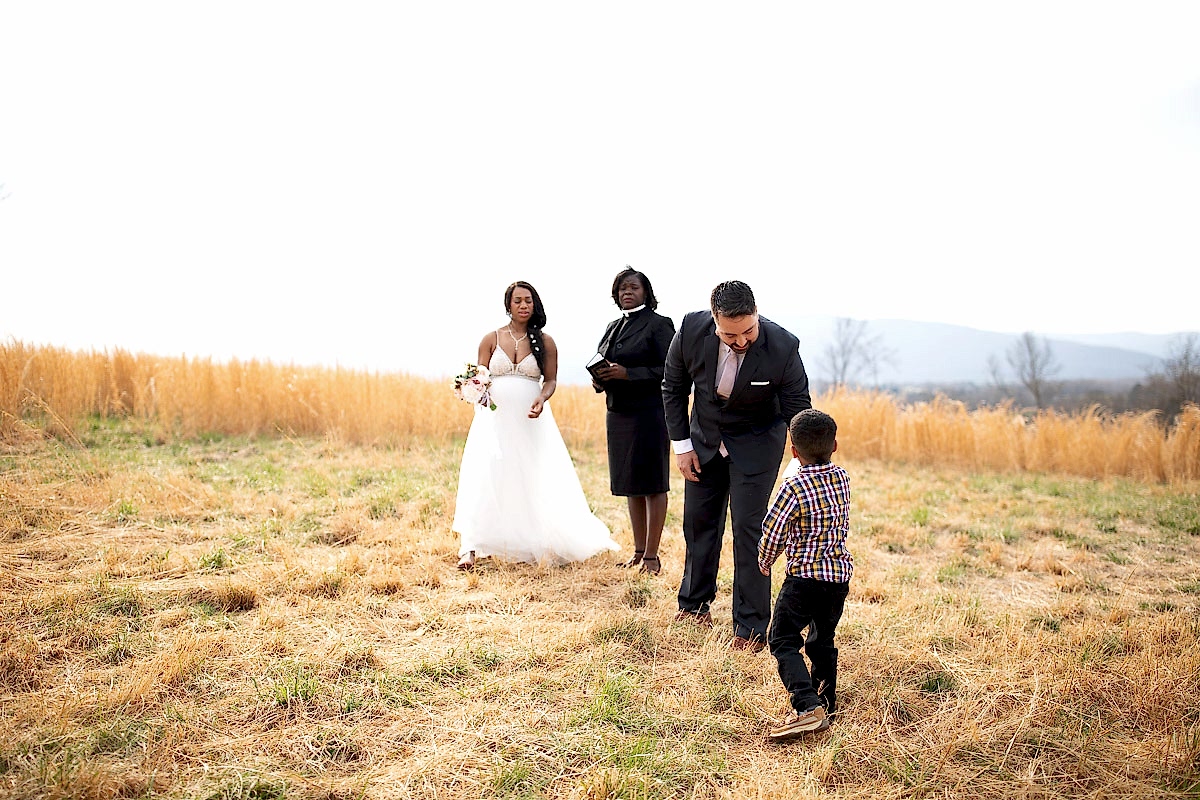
[674,610,714,629]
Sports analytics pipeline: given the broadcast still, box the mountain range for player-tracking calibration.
[557,317,1193,387]
[770,316,1190,387]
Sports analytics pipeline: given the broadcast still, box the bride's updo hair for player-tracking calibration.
[504,280,548,374]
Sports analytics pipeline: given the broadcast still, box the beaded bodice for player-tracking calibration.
[489,342,541,380]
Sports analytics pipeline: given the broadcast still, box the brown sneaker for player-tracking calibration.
[673,610,714,628]
[768,706,829,741]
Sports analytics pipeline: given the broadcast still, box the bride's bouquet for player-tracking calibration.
[453,363,497,410]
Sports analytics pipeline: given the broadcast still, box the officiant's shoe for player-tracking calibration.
[616,550,644,569]
[456,551,476,571]
[674,610,713,628]
[730,635,766,654]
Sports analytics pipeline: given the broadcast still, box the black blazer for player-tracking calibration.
[662,311,811,475]
[596,308,676,413]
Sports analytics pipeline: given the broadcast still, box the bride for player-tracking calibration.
[452,280,619,570]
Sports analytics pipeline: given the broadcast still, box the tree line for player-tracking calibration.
[820,320,1198,420]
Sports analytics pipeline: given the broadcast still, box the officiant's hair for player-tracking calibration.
[710,280,756,318]
[610,267,659,311]
[790,409,837,464]
[504,280,548,373]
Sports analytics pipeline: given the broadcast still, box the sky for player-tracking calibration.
[2,2,1199,384]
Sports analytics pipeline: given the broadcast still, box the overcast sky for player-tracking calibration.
[2,2,1198,382]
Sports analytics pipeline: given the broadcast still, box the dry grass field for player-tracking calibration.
[2,343,1199,799]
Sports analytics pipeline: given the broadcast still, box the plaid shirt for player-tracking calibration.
[758,462,853,583]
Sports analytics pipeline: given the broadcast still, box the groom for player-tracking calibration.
[662,280,811,651]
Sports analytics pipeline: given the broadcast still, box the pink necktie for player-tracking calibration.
[716,346,737,399]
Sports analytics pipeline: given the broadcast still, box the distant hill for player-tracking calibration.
[554,316,1192,387]
[769,316,1188,386]
[1046,332,1184,359]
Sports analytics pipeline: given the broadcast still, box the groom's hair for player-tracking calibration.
[710,281,756,318]
[611,266,659,311]
[790,409,837,464]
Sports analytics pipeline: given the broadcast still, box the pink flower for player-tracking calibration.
[452,363,497,410]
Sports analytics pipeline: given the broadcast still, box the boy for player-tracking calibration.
[757,409,853,740]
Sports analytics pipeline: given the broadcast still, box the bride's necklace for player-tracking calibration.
[506,325,528,361]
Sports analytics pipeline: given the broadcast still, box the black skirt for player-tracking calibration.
[606,404,670,496]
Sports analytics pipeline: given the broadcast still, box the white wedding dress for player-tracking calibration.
[452,346,618,565]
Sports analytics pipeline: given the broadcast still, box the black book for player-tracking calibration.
[586,352,612,381]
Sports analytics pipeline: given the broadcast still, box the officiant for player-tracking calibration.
[592,267,677,576]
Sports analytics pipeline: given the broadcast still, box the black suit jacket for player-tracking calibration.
[662,311,811,475]
[596,308,677,412]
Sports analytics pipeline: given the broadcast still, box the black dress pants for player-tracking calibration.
[767,575,850,715]
[677,453,777,640]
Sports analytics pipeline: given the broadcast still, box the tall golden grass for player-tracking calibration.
[825,390,1200,482]
[3,340,1198,482]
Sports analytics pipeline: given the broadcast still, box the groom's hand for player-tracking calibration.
[677,451,702,482]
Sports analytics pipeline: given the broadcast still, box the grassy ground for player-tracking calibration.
[2,418,1198,799]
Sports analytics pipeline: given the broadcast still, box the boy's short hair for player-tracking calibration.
[789,409,837,463]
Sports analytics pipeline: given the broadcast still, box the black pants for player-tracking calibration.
[768,576,850,715]
[678,453,776,640]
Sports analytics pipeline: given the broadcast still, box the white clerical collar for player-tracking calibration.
[622,304,646,318]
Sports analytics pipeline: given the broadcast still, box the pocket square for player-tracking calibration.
[750,381,770,386]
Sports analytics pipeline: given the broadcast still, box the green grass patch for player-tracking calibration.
[572,671,652,733]
[936,559,970,584]
[111,499,138,523]
[593,617,656,655]
[94,585,149,618]
[920,671,957,694]
[1140,600,1177,613]
[84,718,148,756]
[1079,633,1126,663]
[1157,501,1200,535]
[204,774,287,800]
[367,494,397,519]
[257,663,322,707]
[198,547,232,571]
[623,579,653,609]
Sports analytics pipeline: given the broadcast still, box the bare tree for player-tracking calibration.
[1163,332,1200,408]
[1006,332,1060,409]
[823,318,896,389]
[986,354,1007,389]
